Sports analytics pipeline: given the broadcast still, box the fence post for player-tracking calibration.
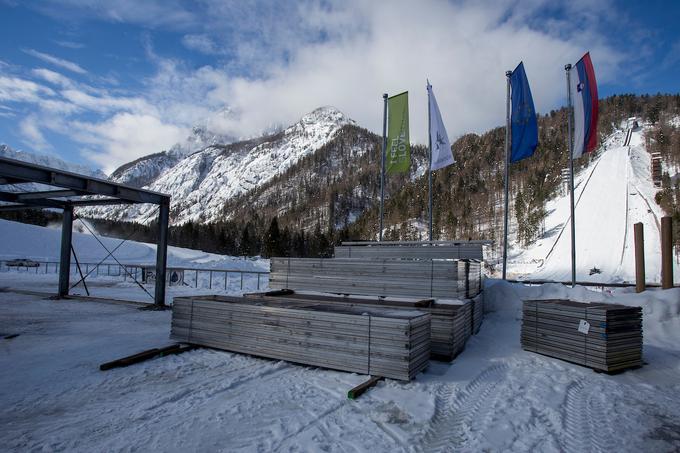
[209,271,213,289]
[195,270,199,288]
[634,222,645,293]
[661,216,674,289]
[224,272,228,290]
[240,273,244,290]
[257,273,261,290]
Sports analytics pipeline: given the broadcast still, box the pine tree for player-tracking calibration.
[263,217,282,258]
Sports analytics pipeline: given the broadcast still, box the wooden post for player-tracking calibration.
[661,216,674,289]
[634,222,645,293]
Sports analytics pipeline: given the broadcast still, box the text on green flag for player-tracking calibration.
[386,92,410,174]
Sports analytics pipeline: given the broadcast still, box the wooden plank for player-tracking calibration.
[347,376,383,399]
[171,295,431,381]
[243,291,473,362]
[99,344,196,371]
[521,299,642,373]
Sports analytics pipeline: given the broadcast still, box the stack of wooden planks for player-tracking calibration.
[432,300,472,359]
[521,299,643,373]
[334,241,485,260]
[471,294,484,334]
[245,291,473,361]
[171,295,431,381]
[270,257,481,299]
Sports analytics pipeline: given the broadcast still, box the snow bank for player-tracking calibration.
[0,219,267,271]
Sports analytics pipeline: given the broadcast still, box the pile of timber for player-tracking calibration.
[471,294,484,334]
[171,295,431,381]
[270,257,481,299]
[245,290,473,360]
[521,299,643,373]
[335,240,485,260]
[434,300,472,358]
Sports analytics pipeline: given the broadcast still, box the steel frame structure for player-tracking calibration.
[0,156,171,307]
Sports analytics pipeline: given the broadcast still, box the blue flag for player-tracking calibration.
[510,62,538,162]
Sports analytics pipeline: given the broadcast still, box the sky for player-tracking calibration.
[0,0,679,174]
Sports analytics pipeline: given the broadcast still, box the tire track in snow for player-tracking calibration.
[563,379,615,453]
[416,363,509,452]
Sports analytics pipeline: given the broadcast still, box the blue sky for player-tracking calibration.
[0,0,678,173]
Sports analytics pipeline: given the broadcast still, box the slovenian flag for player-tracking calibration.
[570,52,598,158]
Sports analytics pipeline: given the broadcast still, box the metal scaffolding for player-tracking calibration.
[0,156,171,307]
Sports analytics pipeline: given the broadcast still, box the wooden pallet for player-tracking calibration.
[244,290,473,361]
[269,257,481,299]
[334,242,484,260]
[171,295,431,381]
[521,299,642,373]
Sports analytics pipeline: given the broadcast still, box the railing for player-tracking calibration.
[0,260,270,291]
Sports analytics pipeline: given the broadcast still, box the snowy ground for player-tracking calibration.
[1,281,679,452]
[0,218,268,271]
[0,218,269,304]
[507,124,679,284]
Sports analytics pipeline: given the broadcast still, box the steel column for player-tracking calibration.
[154,201,170,307]
[58,206,73,297]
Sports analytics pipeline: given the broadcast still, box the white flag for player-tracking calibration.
[428,83,455,170]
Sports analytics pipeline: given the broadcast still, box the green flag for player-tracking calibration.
[386,91,410,174]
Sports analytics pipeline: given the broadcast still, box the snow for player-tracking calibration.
[0,219,268,303]
[0,219,267,271]
[508,124,679,284]
[1,280,679,451]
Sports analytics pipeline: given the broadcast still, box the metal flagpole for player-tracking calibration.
[502,70,512,280]
[565,64,576,287]
[380,93,388,241]
[427,81,433,241]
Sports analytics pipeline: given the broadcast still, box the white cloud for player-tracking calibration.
[19,115,52,151]
[54,40,85,49]
[32,68,74,87]
[32,0,196,29]
[6,0,634,171]
[0,75,56,103]
[182,34,219,55]
[140,0,625,144]
[61,88,153,114]
[23,48,87,74]
[70,113,186,173]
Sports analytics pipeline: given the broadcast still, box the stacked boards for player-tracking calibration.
[246,291,473,361]
[171,295,431,381]
[521,299,643,373]
[270,257,481,299]
[471,294,484,334]
[335,241,485,260]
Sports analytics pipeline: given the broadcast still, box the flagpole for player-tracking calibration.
[565,64,576,287]
[380,93,388,242]
[427,81,433,241]
[502,70,512,280]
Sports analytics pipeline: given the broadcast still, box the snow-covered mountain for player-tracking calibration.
[0,144,106,179]
[83,106,355,224]
[109,119,237,188]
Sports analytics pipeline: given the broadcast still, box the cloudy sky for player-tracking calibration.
[0,0,678,173]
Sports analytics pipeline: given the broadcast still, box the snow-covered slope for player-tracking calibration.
[84,106,354,224]
[0,218,266,271]
[507,123,678,283]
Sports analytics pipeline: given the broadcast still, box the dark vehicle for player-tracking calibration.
[6,259,40,268]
